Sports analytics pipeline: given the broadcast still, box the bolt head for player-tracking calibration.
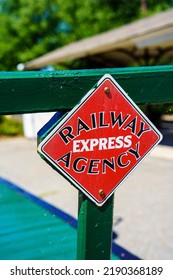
[99,189,104,196]
[104,87,110,94]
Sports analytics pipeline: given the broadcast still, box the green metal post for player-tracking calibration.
[77,191,114,260]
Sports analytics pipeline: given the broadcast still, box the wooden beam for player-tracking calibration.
[77,193,114,260]
[0,66,173,115]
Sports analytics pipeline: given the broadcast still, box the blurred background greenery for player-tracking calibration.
[0,0,173,70]
[0,116,23,136]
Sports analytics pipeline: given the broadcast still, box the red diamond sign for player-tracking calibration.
[37,74,162,206]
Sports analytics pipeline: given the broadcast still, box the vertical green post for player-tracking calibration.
[77,192,114,260]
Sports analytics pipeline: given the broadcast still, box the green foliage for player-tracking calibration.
[0,0,172,70]
[0,0,62,70]
[56,0,140,40]
[0,116,23,136]
[142,0,171,14]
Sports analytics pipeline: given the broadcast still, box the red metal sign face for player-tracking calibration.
[38,74,162,206]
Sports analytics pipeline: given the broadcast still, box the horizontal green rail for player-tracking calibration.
[0,65,173,115]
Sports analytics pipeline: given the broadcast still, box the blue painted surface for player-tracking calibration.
[0,177,77,260]
[37,111,65,143]
[0,177,140,260]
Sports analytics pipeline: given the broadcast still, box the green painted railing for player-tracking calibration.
[1,66,173,115]
[1,65,173,260]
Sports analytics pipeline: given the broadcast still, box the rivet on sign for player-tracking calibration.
[99,189,104,196]
[104,87,110,94]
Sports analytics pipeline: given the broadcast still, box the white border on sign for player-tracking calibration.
[37,74,163,206]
